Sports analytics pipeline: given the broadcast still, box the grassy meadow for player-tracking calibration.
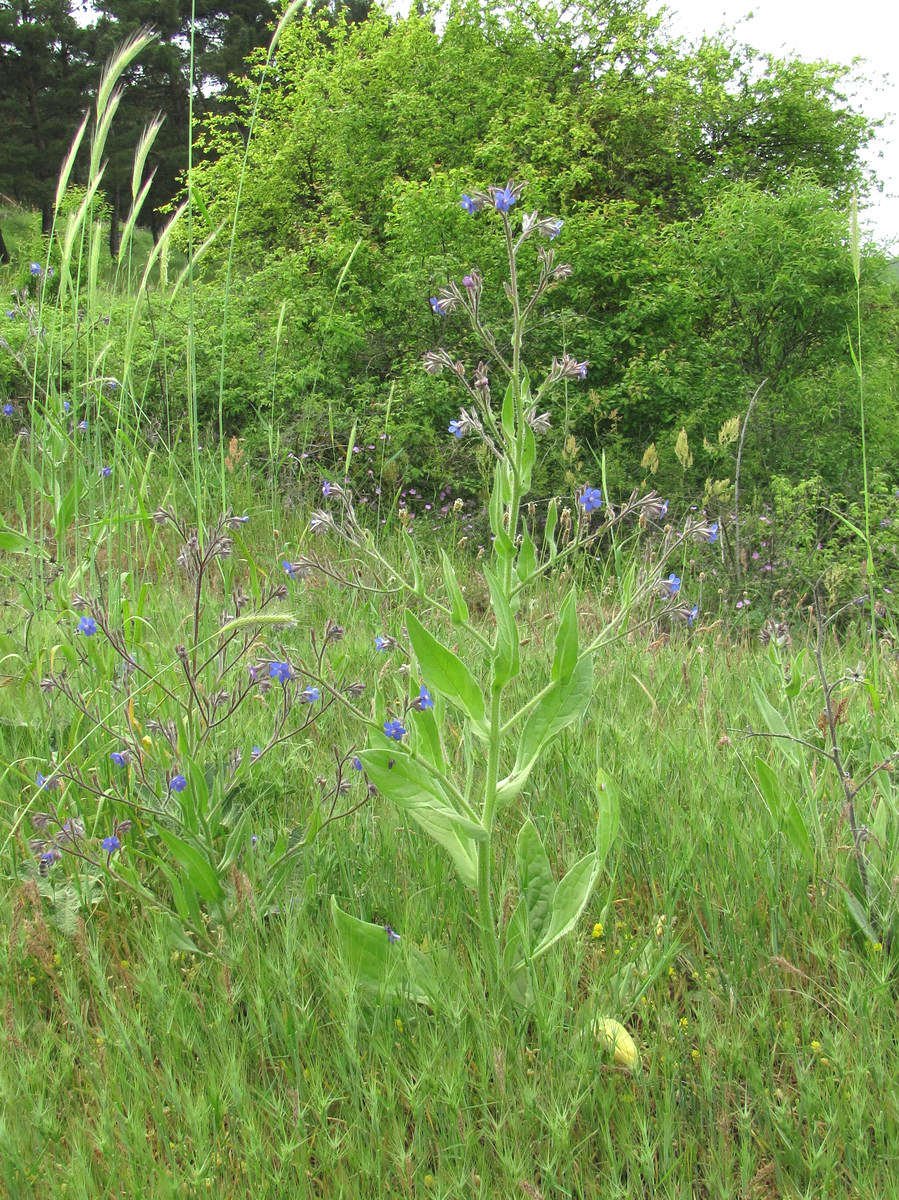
[2,24,898,1200]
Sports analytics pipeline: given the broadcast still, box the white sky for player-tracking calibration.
[652,0,898,249]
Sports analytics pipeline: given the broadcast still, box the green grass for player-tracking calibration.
[0,514,896,1199]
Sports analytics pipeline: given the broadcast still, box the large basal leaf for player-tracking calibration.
[404,610,487,734]
[358,749,482,888]
[516,819,555,950]
[754,755,814,868]
[155,826,224,905]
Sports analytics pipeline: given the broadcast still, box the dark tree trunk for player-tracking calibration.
[150,207,162,244]
[0,225,9,265]
[109,183,121,260]
[41,199,53,235]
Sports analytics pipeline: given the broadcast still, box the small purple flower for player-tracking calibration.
[63,400,70,413]
[300,686,320,703]
[384,719,406,742]
[2,403,13,416]
[462,274,475,289]
[688,604,699,626]
[170,774,187,792]
[665,573,681,595]
[250,833,258,848]
[77,419,88,432]
[269,661,291,683]
[109,751,129,767]
[375,636,389,653]
[36,772,60,791]
[494,185,516,213]
[575,361,588,380]
[578,487,603,514]
[461,194,481,215]
[659,499,669,517]
[352,756,363,771]
[5,310,14,319]
[78,616,97,636]
[322,480,333,496]
[416,685,434,710]
[100,465,112,478]
[30,262,42,276]
[102,835,121,853]
[384,924,401,943]
[232,514,250,524]
[708,523,719,543]
[283,559,297,579]
[430,296,447,316]
[546,219,563,239]
[251,746,262,761]
[41,848,62,866]
[448,419,464,439]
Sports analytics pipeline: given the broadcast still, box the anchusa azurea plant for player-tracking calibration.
[23,510,367,946]
[303,181,714,1003]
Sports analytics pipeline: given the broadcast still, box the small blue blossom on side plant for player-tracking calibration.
[375,636,389,653]
[578,487,603,514]
[383,719,406,742]
[493,185,516,213]
[322,480,333,496]
[415,685,434,710]
[352,757,363,771]
[688,605,699,626]
[109,751,129,767]
[169,774,187,792]
[430,296,447,316]
[448,419,464,439]
[251,746,262,761]
[546,219,563,239]
[283,559,297,579]
[461,194,481,215]
[78,616,97,636]
[269,661,292,683]
[102,835,121,853]
[659,499,669,517]
[2,403,13,416]
[708,522,719,543]
[77,419,88,432]
[36,772,60,791]
[100,465,112,478]
[63,400,70,413]
[384,924,401,943]
[665,573,681,595]
[30,262,42,276]
[300,686,320,703]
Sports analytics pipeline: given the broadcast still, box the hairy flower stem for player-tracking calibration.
[479,684,505,983]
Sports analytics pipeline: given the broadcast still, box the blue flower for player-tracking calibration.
[666,573,681,595]
[63,400,70,413]
[30,262,42,276]
[352,756,363,771]
[77,419,88,432]
[659,499,669,517]
[251,746,262,761]
[170,774,187,792]
[322,480,332,496]
[384,924,401,943]
[416,685,434,710]
[461,194,481,215]
[430,296,447,316]
[100,465,111,478]
[383,719,406,742]
[251,833,259,847]
[36,772,59,791]
[708,523,719,543]
[109,751,129,767]
[688,604,699,626]
[494,185,516,213]
[300,686,320,703]
[283,559,297,579]
[374,636,389,652]
[232,514,250,524]
[102,835,121,853]
[578,487,603,514]
[269,661,291,683]
[448,419,464,439]
[2,403,13,416]
[78,616,97,636]
[5,310,15,319]
[547,219,563,239]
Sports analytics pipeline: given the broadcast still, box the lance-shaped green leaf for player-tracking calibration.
[496,654,594,804]
[331,897,430,1002]
[488,463,516,561]
[754,755,813,868]
[595,767,621,867]
[405,610,487,734]
[484,566,519,688]
[533,852,600,959]
[439,548,469,625]
[516,819,555,950]
[156,827,224,905]
[515,522,537,590]
[543,498,559,561]
[402,529,425,595]
[752,683,799,767]
[520,419,536,491]
[358,749,482,888]
[551,588,579,684]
